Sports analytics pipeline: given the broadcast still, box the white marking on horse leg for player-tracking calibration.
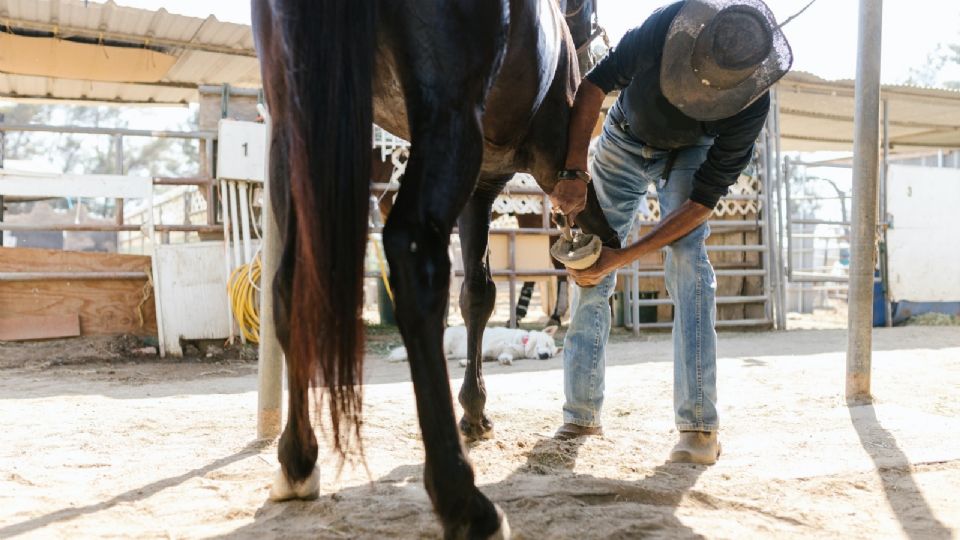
[490,509,511,540]
[268,466,320,501]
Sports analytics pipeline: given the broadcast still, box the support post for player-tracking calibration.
[114,135,125,226]
[772,90,788,330]
[219,179,237,346]
[256,105,283,440]
[0,113,4,247]
[631,228,640,337]
[846,0,883,404]
[237,182,253,263]
[508,230,517,328]
[760,121,777,327]
[881,99,893,328]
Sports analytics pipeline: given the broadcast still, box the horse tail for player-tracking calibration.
[276,0,375,455]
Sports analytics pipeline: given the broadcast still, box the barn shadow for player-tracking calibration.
[217,436,708,539]
[0,440,269,539]
[849,405,952,540]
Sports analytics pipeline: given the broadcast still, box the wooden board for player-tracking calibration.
[488,234,551,271]
[0,314,80,341]
[0,247,157,337]
[0,32,176,84]
[0,172,153,199]
[0,247,152,273]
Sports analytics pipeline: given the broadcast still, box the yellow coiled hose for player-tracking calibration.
[229,253,262,343]
[228,233,393,343]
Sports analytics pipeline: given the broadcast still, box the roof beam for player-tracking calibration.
[780,107,960,131]
[779,80,960,107]
[782,133,960,149]
[0,19,257,58]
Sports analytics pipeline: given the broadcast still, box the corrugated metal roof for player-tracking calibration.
[3,3,960,154]
[0,0,260,104]
[777,72,960,152]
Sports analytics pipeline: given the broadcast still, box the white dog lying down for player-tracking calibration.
[388,325,560,366]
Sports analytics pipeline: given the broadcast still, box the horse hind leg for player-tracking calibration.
[269,363,320,501]
[253,30,319,498]
[457,177,509,442]
[263,122,321,502]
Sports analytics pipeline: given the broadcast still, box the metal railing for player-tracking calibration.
[0,122,223,251]
[368,179,773,332]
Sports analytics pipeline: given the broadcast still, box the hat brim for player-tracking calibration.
[660,0,793,121]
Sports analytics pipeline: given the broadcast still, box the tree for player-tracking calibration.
[1,103,199,177]
[1,103,200,217]
[906,43,960,89]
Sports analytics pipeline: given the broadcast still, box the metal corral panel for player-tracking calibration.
[886,165,960,303]
[155,241,232,356]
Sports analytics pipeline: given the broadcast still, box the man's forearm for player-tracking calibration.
[564,80,607,171]
[614,200,713,266]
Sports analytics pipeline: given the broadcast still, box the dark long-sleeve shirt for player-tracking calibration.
[585,1,769,209]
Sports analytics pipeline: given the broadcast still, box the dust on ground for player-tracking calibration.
[1,326,959,539]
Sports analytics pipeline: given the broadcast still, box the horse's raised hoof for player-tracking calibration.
[459,415,495,443]
[268,466,320,501]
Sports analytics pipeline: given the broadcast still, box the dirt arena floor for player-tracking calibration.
[1,326,959,539]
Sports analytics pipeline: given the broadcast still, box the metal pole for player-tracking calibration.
[114,135,125,227]
[257,105,283,439]
[508,230,517,328]
[0,122,215,139]
[760,125,777,327]
[778,157,792,325]
[227,181,244,269]
[881,99,893,328]
[0,113,4,248]
[219,179,237,346]
[631,228,640,336]
[773,91,788,330]
[237,182,254,263]
[846,0,883,405]
[206,138,217,226]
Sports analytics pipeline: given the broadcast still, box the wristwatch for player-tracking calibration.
[557,169,592,184]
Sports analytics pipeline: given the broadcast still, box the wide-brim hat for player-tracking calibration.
[661,0,792,121]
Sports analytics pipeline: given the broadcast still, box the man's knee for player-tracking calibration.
[667,223,709,255]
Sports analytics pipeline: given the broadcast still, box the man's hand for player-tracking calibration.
[568,246,624,287]
[570,200,713,288]
[549,179,588,224]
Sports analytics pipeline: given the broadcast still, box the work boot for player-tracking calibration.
[669,431,721,465]
[553,423,603,440]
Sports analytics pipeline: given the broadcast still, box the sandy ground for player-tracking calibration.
[1,326,959,539]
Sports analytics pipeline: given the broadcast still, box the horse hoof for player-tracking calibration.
[447,502,511,540]
[269,466,320,501]
[459,416,495,442]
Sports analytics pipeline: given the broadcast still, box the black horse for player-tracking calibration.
[513,0,602,329]
[252,0,598,537]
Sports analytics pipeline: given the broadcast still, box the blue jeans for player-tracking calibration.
[563,105,719,432]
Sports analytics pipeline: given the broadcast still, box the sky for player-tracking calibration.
[113,0,960,85]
